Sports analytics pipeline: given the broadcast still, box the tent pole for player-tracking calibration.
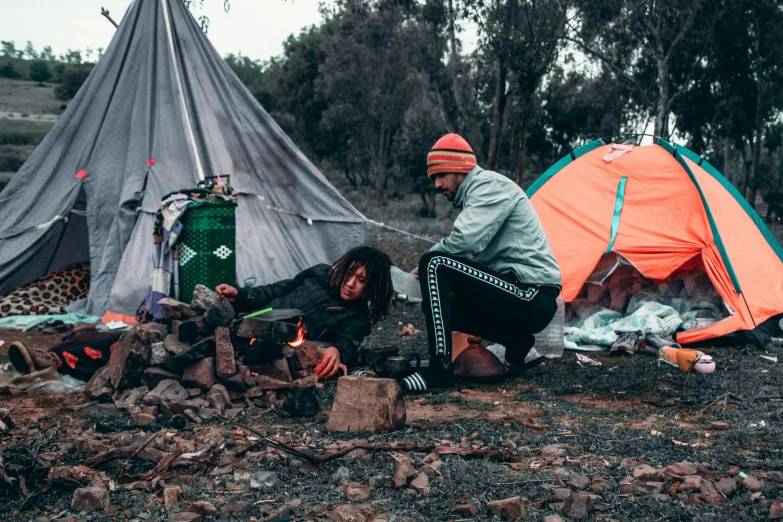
[100,8,119,29]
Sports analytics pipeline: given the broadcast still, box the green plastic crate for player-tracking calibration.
[178,200,237,302]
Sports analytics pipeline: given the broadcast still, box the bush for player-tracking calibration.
[0,62,19,79]
[0,119,55,145]
[29,61,51,84]
[55,65,92,100]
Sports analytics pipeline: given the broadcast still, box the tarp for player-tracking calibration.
[0,0,365,315]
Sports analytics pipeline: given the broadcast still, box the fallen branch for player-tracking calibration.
[82,445,164,467]
[139,446,184,481]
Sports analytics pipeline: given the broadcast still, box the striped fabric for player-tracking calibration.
[401,372,429,391]
[427,134,477,178]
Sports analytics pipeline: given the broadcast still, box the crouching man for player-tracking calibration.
[401,134,561,392]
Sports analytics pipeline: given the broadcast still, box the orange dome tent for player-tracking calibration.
[529,139,783,347]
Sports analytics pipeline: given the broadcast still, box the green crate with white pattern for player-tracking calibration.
[178,200,237,302]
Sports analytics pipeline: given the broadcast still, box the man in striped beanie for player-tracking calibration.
[401,133,562,392]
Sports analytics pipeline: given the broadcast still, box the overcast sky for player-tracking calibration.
[0,0,327,62]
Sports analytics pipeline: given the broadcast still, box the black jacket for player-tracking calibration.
[233,264,369,366]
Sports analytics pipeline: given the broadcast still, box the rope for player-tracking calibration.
[365,219,438,245]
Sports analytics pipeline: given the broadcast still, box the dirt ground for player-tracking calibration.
[0,211,781,521]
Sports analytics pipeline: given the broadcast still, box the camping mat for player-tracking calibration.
[177,201,237,302]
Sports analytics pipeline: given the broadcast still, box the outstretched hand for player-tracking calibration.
[216,284,238,303]
[411,266,419,280]
[315,346,347,379]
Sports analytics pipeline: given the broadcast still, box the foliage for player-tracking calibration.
[0,62,20,79]
[54,66,93,101]
[29,61,52,84]
[0,119,55,145]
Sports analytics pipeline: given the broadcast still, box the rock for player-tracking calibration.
[664,461,699,476]
[220,362,255,391]
[71,486,109,512]
[742,475,763,491]
[715,477,737,495]
[82,402,119,417]
[591,479,608,493]
[163,485,180,509]
[246,377,293,393]
[144,379,189,406]
[678,475,702,492]
[409,473,430,495]
[220,501,249,514]
[618,476,642,495]
[157,298,197,319]
[392,459,416,488]
[132,411,156,425]
[199,408,219,420]
[142,405,159,416]
[206,301,235,328]
[183,358,216,389]
[150,342,170,366]
[326,376,405,433]
[163,334,190,355]
[250,471,278,489]
[487,496,523,520]
[330,504,378,522]
[552,488,572,502]
[248,358,292,382]
[214,327,236,378]
[142,367,181,390]
[207,384,231,411]
[173,336,216,367]
[292,375,318,388]
[621,458,644,471]
[283,386,320,417]
[332,466,351,483]
[169,398,208,414]
[108,329,150,390]
[346,484,371,501]
[703,494,724,505]
[168,513,202,522]
[191,284,219,313]
[455,504,478,517]
[633,464,663,481]
[770,500,783,520]
[544,516,564,522]
[563,492,594,519]
[190,501,217,516]
[568,474,590,490]
[139,322,169,344]
[700,479,718,496]
[236,317,302,344]
[294,341,324,370]
[115,386,149,409]
[182,409,202,423]
[84,367,113,401]
[187,387,202,397]
[644,482,664,494]
[684,494,702,505]
[709,421,731,431]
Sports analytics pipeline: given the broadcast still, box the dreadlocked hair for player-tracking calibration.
[329,246,393,326]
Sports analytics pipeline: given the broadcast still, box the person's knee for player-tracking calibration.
[418,251,439,273]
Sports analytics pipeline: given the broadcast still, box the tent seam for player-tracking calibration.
[528,139,605,197]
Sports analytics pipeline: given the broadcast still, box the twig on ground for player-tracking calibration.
[126,430,162,465]
[497,478,553,485]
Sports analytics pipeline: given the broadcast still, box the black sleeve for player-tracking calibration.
[333,314,371,367]
[234,265,325,313]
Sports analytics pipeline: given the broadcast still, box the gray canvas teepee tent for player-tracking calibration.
[0,0,365,316]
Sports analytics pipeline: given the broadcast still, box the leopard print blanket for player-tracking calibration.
[0,263,90,317]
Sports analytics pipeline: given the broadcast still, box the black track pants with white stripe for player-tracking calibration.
[418,251,559,374]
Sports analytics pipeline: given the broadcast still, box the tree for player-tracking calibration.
[1,40,16,57]
[24,41,37,60]
[60,49,82,64]
[0,62,20,79]
[55,66,92,100]
[40,46,56,61]
[29,61,52,85]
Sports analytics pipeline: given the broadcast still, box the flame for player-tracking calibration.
[251,372,259,377]
[287,318,306,348]
[250,338,256,345]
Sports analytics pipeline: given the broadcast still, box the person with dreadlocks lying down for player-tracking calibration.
[400,134,562,392]
[216,246,393,379]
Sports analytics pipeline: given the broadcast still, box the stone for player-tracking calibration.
[115,386,149,409]
[677,475,702,492]
[248,358,292,382]
[163,334,190,355]
[770,500,783,520]
[71,486,109,512]
[568,474,591,490]
[633,464,663,481]
[183,358,216,389]
[326,376,405,433]
[392,458,416,488]
[664,461,699,476]
[544,516,564,522]
[220,362,256,392]
[157,298,198,319]
[346,484,371,501]
[591,479,608,493]
[144,379,189,406]
[168,513,202,522]
[552,488,572,502]
[82,402,119,417]
[742,475,763,491]
[163,485,180,509]
[292,375,318,387]
[142,367,181,390]
[283,386,320,417]
[223,406,245,419]
[236,316,301,343]
[330,504,378,522]
[246,378,293,394]
[455,504,478,517]
[133,412,156,426]
[182,409,202,424]
[486,496,523,520]
[108,328,150,390]
[173,336,216,367]
[207,384,231,411]
[199,408,219,420]
[563,492,594,519]
[206,301,235,328]
[715,477,737,495]
[190,284,219,313]
[644,482,664,494]
[142,405,159,416]
[700,479,718,496]
[150,342,170,366]
[621,458,644,471]
[709,421,731,431]
[684,494,702,505]
[187,387,202,397]
[703,494,724,505]
[409,473,430,495]
[139,322,169,345]
[294,341,324,370]
[250,471,278,489]
[214,327,236,378]
[220,501,249,514]
[169,398,208,414]
[84,367,113,401]
[190,501,217,516]
[332,466,352,483]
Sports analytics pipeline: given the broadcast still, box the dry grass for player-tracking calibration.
[0,78,66,115]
